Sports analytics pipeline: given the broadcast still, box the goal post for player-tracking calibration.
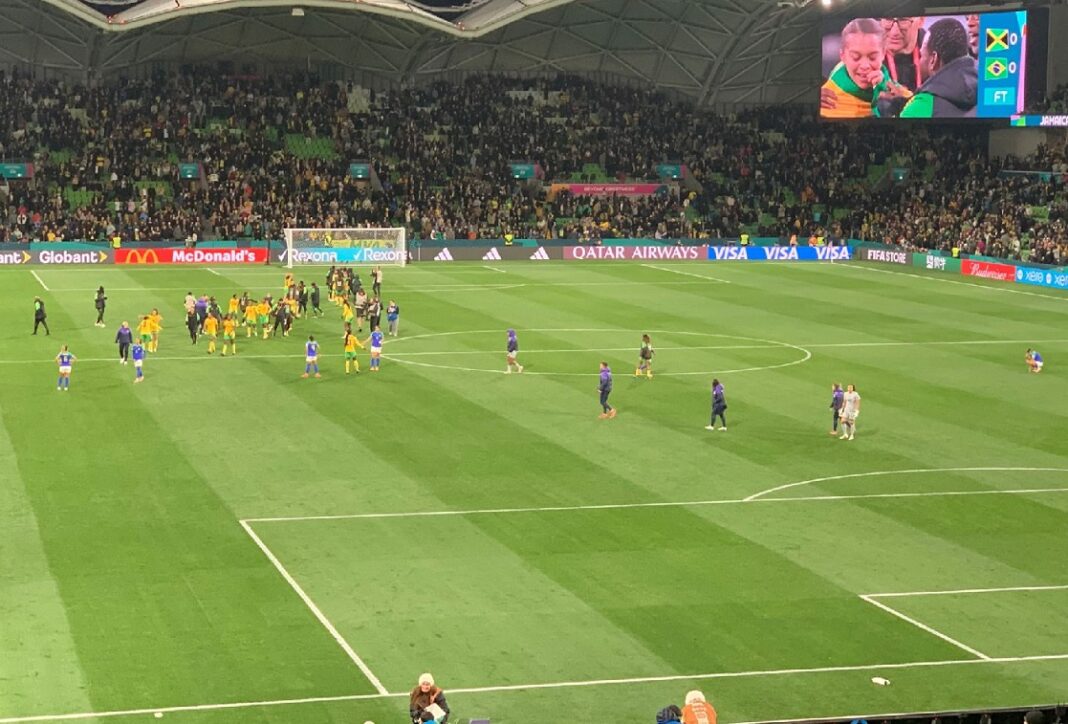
[281,228,407,269]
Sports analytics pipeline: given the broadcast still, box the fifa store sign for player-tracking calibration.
[708,246,852,261]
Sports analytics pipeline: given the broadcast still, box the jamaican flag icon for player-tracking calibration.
[986,28,1009,52]
[985,58,1008,80]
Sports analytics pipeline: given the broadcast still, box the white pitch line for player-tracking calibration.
[6,654,1068,723]
[238,521,389,695]
[743,466,1068,502]
[206,268,223,276]
[242,485,1068,524]
[30,271,50,291]
[482,265,506,273]
[641,263,731,283]
[867,584,1068,598]
[832,262,1068,301]
[859,594,991,659]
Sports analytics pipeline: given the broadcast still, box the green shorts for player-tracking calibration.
[223,333,235,341]
[140,333,152,343]
[258,315,269,326]
[345,351,357,360]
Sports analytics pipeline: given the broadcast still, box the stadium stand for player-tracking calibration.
[0,71,1065,261]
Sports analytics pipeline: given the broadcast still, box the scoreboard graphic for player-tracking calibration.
[977,11,1027,117]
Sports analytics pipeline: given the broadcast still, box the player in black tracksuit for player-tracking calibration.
[310,283,323,316]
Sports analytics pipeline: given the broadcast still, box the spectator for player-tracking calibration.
[682,689,717,724]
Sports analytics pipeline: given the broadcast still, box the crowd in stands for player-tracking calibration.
[0,69,1065,264]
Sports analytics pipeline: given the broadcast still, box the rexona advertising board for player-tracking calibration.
[564,245,704,261]
[116,247,268,265]
[276,247,406,264]
[1015,266,1068,290]
[961,259,1016,281]
[708,246,852,261]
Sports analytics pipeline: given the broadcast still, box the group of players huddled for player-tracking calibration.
[51,264,401,388]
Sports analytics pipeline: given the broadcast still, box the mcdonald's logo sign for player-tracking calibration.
[116,248,164,265]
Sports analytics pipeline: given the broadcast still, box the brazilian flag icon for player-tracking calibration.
[985,58,1008,80]
[986,28,1009,52]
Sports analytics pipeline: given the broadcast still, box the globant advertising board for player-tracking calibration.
[115,247,268,265]
[0,249,111,265]
[1015,266,1068,290]
[276,247,406,265]
[708,246,852,261]
[961,258,1016,281]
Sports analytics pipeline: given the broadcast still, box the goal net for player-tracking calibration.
[281,227,407,269]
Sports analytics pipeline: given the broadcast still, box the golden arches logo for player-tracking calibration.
[122,249,161,264]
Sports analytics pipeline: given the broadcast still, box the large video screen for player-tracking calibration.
[820,11,1029,120]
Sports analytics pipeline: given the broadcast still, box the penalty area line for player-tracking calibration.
[5,655,1068,723]
[30,271,50,291]
[641,264,731,283]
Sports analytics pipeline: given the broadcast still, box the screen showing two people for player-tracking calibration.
[821,11,1027,120]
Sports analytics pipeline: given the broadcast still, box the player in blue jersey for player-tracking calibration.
[368,327,384,372]
[55,345,75,391]
[1026,348,1043,373]
[598,361,616,419]
[303,336,321,378]
[706,378,727,431]
[131,340,146,383]
[506,329,523,374]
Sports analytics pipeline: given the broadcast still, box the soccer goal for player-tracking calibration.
[281,227,407,269]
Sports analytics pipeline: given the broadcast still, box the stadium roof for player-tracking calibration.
[0,0,909,105]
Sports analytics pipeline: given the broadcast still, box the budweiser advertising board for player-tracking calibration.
[115,247,268,265]
[961,259,1016,282]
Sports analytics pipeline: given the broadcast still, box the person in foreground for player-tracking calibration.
[598,361,616,419]
[656,704,683,723]
[1026,348,1043,373]
[706,378,727,431]
[409,672,449,723]
[820,18,891,118]
[682,689,717,724]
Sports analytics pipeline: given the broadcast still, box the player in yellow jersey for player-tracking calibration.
[343,323,364,374]
[227,294,240,319]
[243,299,258,337]
[202,313,219,354]
[148,309,163,352]
[137,315,154,351]
[284,273,294,293]
[221,314,237,356]
[341,298,354,326]
[257,299,271,340]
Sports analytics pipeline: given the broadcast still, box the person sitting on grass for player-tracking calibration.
[409,672,450,723]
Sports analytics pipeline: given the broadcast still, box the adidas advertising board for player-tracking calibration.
[421,246,561,261]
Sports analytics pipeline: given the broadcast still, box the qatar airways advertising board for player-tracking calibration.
[563,245,705,261]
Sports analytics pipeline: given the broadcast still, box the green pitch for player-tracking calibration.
[2,260,1067,724]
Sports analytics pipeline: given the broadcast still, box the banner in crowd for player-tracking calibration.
[0,249,111,265]
[564,245,704,261]
[854,246,909,264]
[275,247,405,264]
[115,247,267,265]
[962,258,1016,281]
[548,183,670,199]
[427,246,560,262]
[912,253,961,272]
[0,162,33,179]
[707,246,852,261]
[1015,266,1068,289]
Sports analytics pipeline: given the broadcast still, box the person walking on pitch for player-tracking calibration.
[115,321,133,364]
[33,296,49,336]
[506,329,523,374]
[94,286,107,327]
[829,382,844,436]
[635,334,654,378]
[310,282,323,317]
[131,339,145,383]
[598,362,616,419]
[839,383,861,440]
[706,378,727,430]
[386,300,400,336]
